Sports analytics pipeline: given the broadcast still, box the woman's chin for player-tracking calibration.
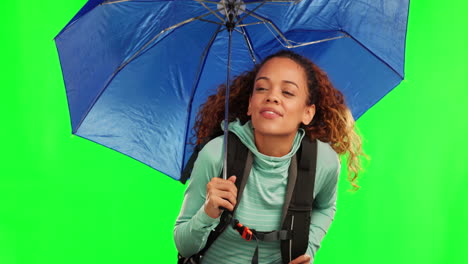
[252,123,296,138]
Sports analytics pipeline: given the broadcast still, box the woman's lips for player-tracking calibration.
[260,109,282,119]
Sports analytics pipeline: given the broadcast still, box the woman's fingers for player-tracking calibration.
[289,254,311,264]
[204,195,234,215]
[207,178,237,201]
[209,177,237,195]
[214,190,237,207]
[204,192,236,218]
[204,176,238,218]
[213,195,235,211]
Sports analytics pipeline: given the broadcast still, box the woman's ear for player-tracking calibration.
[247,97,252,116]
[302,104,316,125]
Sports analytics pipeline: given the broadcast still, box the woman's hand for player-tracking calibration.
[204,176,237,219]
[289,254,311,264]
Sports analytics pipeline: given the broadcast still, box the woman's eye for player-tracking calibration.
[255,87,266,91]
[283,91,294,96]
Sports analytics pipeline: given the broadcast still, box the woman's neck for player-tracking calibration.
[253,131,296,157]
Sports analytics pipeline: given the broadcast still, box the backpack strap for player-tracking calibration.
[180,143,204,184]
[180,133,223,184]
[280,137,317,264]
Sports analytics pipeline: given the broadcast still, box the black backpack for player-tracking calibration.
[179,132,317,264]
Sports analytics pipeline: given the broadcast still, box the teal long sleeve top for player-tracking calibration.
[174,120,340,263]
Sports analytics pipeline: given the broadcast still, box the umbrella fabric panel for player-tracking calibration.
[58,0,199,35]
[55,1,207,133]
[76,17,220,180]
[57,0,103,35]
[295,35,403,118]
[337,0,409,76]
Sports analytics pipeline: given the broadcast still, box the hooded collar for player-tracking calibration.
[221,119,305,172]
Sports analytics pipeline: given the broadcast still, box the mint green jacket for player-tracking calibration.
[174,120,340,264]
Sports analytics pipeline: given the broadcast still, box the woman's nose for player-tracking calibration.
[265,90,280,104]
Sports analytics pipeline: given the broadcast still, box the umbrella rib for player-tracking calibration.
[243,11,347,49]
[242,0,303,5]
[182,25,224,174]
[237,21,264,27]
[221,1,229,19]
[101,0,167,5]
[101,0,197,4]
[101,0,130,5]
[73,9,221,133]
[236,25,258,64]
[247,11,294,47]
[197,0,222,4]
[196,0,226,23]
[262,22,348,49]
[287,34,349,48]
[235,0,267,26]
[195,0,301,4]
[244,7,351,50]
[198,18,225,25]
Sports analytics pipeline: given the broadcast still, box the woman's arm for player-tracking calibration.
[306,159,340,262]
[173,138,224,257]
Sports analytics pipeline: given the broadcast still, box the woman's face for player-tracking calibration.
[247,57,315,138]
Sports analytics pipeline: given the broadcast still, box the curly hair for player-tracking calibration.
[193,50,365,190]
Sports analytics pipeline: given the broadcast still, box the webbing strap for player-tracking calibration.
[280,138,317,264]
[252,243,259,264]
[249,230,292,264]
[235,151,253,211]
[281,154,297,226]
[255,230,292,241]
[180,144,204,184]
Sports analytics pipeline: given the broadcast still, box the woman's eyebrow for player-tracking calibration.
[255,77,299,89]
[255,76,269,82]
[255,76,299,89]
[283,80,299,89]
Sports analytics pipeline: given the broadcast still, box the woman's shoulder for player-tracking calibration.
[315,139,340,172]
[197,135,224,164]
[189,136,224,182]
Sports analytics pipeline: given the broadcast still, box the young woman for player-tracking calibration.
[174,50,363,264]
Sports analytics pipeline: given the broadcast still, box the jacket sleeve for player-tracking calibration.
[173,137,224,257]
[306,157,340,262]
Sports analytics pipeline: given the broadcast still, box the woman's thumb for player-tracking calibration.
[228,175,237,183]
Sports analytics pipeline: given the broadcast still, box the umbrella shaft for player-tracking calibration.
[222,29,233,180]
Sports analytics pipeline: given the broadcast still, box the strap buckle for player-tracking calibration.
[232,219,254,241]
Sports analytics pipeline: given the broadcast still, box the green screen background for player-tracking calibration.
[1,1,467,263]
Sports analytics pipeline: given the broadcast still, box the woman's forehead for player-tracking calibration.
[256,57,307,86]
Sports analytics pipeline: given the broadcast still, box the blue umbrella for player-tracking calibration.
[55,0,409,181]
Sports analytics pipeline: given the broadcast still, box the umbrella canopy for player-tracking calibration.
[55,0,409,181]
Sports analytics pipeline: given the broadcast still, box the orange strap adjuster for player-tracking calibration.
[232,219,254,241]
